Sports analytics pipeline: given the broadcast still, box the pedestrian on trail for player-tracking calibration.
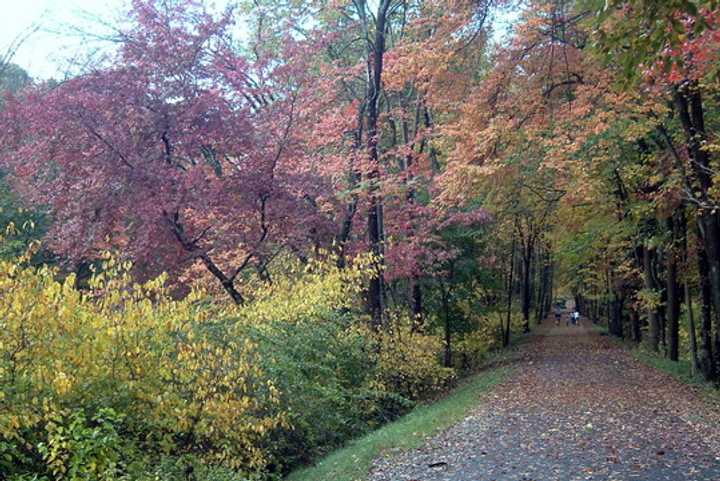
[572,311,580,326]
[554,307,562,326]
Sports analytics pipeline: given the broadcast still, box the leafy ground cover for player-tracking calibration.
[594,319,719,398]
[287,357,515,481]
[369,323,720,481]
[0,255,460,480]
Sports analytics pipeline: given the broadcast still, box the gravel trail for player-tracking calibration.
[369,323,720,481]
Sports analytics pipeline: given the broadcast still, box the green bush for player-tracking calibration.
[246,313,373,468]
[0,253,496,480]
[37,409,124,481]
[373,323,457,401]
[245,312,414,471]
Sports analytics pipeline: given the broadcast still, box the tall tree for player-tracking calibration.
[0,0,331,303]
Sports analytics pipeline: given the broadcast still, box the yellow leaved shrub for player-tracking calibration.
[0,253,283,477]
[371,320,457,401]
[0,247,494,480]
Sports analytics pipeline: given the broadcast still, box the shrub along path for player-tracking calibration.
[369,322,720,481]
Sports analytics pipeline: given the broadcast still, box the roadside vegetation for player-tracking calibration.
[3,0,720,479]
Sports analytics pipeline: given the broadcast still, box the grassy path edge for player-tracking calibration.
[285,363,512,481]
[591,321,719,403]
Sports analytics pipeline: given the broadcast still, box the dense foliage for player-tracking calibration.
[0,249,467,479]
[3,0,720,478]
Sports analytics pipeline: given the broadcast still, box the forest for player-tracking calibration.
[1,0,720,480]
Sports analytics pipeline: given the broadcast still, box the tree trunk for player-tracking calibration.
[544,257,554,319]
[521,242,533,333]
[654,248,667,353]
[666,216,681,361]
[678,209,698,373]
[442,288,452,367]
[697,239,716,381]
[686,279,700,376]
[630,309,642,343]
[610,292,625,338]
[534,247,545,325]
[364,0,392,329]
[643,245,661,351]
[367,202,385,327]
[593,287,600,323]
[675,84,720,375]
[411,280,423,332]
[702,213,720,377]
[503,236,517,347]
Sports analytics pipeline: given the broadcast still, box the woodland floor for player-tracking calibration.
[369,321,720,481]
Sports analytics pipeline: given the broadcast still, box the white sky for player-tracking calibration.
[0,0,130,79]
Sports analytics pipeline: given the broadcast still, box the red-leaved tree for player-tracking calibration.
[1,0,333,302]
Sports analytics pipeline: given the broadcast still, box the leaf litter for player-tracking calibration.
[369,323,720,481]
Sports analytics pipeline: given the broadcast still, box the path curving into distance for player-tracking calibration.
[370,322,720,481]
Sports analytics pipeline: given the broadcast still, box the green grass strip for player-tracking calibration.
[632,350,708,387]
[286,365,511,481]
[631,350,720,405]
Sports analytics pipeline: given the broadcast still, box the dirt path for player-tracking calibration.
[369,323,720,481]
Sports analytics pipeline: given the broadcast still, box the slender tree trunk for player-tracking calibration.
[534,247,545,325]
[411,280,423,331]
[504,236,517,347]
[643,245,661,351]
[442,286,453,367]
[675,85,720,375]
[686,280,700,376]
[631,309,642,343]
[529,248,536,307]
[367,201,385,327]
[592,286,600,323]
[697,240,716,380]
[611,292,625,338]
[335,110,363,269]
[364,0,392,328]
[677,210,698,373]
[666,216,681,361]
[703,213,720,376]
[538,248,552,323]
[544,256,554,319]
[659,273,668,353]
[514,247,523,297]
[522,242,533,333]
[402,91,426,330]
[654,248,668,353]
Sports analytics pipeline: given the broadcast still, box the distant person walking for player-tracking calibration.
[554,307,562,326]
[572,311,580,326]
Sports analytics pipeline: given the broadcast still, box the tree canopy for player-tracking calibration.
[3,0,720,479]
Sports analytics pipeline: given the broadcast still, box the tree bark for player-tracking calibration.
[166,211,246,305]
[675,84,720,374]
[666,215,681,361]
[643,245,661,352]
[503,235,517,347]
[364,0,392,328]
[610,291,625,338]
[544,256,554,319]
[534,246,545,325]
[630,309,642,343]
[697,238,716,380]
[686,279,700,376]
[521,240,534,333]
[411,280,423,332]
[441,283,453,367]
